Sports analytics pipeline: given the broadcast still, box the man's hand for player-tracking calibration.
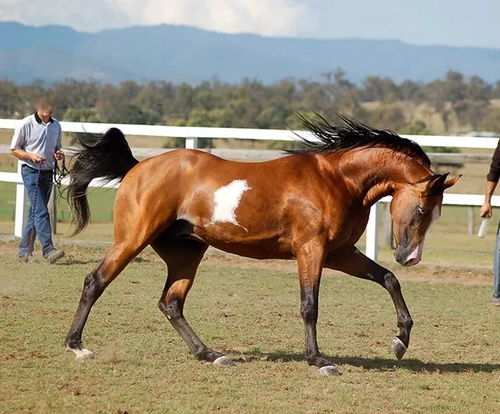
[54,149,64,161]
[29,153,45,164]
[480,201,492,218]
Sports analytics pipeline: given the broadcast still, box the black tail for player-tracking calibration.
[68,128,139,235]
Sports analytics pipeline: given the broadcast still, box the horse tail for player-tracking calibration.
[68,128,139,235]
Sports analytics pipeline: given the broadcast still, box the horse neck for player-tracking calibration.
[325,148,432,207]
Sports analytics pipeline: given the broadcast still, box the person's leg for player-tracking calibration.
[493,222,500,302]
[34,171,59,259]
[18,166,38,258]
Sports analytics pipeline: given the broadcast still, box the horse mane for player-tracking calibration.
[289,113,431,167]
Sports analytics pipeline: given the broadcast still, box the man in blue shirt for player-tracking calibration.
[10,99,65,264]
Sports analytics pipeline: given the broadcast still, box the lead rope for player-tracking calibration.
[53,154,69,200]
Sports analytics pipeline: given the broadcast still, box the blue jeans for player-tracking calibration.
[493,222,500,300]
[19,165,55,258]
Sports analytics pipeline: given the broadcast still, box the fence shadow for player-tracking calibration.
[234,350,500,373]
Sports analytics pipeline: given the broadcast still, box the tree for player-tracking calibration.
[63,108,100,122]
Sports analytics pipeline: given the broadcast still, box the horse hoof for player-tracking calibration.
[213,356,235,366]
[67,347,94,362]
[318,365,341,376]
[392,337,407,360]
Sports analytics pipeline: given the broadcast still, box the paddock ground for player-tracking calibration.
[0,238,499,413]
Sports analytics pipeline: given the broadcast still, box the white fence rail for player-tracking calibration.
[1,118,499,260]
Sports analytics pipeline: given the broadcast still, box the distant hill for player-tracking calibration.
[1,22,499,84]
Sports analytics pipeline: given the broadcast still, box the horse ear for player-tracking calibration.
[443,174,461,190]
[427,173,449,196]
[427,173,461,195]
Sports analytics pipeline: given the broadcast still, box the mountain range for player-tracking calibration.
[1,22,499,84]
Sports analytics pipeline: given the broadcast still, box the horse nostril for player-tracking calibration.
[404,257,420,267]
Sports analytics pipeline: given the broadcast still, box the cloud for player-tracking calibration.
[114,0,313,36]
[0,0,130,31]
[0,0,314,36]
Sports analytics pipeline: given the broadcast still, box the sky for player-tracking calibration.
[0,0,499,49]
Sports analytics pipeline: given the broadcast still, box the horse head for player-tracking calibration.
[390,173,460,266]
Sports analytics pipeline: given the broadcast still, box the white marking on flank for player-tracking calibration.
[211,180,251,226]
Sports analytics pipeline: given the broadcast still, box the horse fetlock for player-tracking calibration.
[397,318,413,333]
[64,334,82,349]
[194,348,225,362]
[307,355,332,368]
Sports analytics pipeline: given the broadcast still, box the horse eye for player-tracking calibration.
[416,206,428,216]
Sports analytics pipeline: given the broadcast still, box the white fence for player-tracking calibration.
[1,118,499,260]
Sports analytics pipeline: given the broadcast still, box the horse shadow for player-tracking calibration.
[232,350,500,373]
[58,256,152,266]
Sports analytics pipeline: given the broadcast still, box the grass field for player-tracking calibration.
[0,240,499,413]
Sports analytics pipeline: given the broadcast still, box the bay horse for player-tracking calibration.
[65,114,459,376]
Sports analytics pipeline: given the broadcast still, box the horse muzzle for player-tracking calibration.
[394,244,422,267]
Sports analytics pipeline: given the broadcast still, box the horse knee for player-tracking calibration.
[383,272,401,292]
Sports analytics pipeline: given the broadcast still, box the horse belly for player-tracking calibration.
[193,223,294,260]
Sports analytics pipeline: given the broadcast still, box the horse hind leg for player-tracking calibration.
[65,239,150,361]
[152,239,235,366]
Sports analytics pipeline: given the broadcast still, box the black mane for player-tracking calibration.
[289,113,431,167]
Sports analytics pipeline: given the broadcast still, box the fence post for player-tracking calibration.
[383,203,393,248]
[14,161,27,238]
[365,203,380,260]
[467,206,474,235]
[185,137,199,149]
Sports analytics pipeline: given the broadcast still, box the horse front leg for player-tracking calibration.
[325,246,413,360]
[296,241,341,376]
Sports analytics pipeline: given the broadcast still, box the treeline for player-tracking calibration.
[1,70,500,135]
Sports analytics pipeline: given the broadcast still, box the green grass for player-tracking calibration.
[0,241,499,413]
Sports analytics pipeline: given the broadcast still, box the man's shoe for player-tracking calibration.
[46,250,65,264]
[18,253,29,263]
[493,299,500,306]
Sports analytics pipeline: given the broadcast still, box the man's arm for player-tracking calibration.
[10,120,45,164]
[10,148,45,164]
[480,180,497,218]
[54,125,64,160]
[481,139,500,218]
